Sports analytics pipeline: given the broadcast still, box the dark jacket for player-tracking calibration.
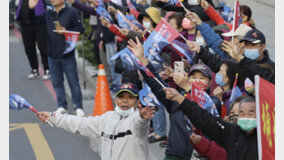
[197,47,275,84]
[156,0,213,22]
[239,50,275,84]
[139,63,194,158]
[42,5,84,58]
[16,0,46,25]
[180,98,258,160]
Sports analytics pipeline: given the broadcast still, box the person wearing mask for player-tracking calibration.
[128,37,222,160]
[164,87,259,159]
[185,41,247,116]
[16,0,50,80]
[29,0,85,116]
[36,83,156,160]
[222,29,275,84]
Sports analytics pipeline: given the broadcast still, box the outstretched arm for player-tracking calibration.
[37,112,101,138]
[164,87,234,149]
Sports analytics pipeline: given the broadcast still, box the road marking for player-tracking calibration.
[9,123,55,160]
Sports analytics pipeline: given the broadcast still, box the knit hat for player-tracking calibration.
[145,7,161,24]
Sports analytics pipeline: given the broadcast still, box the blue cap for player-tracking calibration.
[240,29,266,44]
[115,83,139,97]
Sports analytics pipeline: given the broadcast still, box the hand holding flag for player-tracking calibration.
[127,37,166,88]
[9,94,54,127]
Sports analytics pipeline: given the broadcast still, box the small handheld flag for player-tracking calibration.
[9,94,54,127]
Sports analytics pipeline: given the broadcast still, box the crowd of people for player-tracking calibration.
[10,0,275,159]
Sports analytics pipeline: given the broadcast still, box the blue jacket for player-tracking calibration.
[41,5,84,58]
[140,63,194,158]
[196,22,227,59]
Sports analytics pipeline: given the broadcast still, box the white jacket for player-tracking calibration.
[49,110,150,160]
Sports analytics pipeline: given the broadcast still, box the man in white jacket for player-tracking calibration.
[37,83,156,160]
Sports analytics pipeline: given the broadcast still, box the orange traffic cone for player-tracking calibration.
[92,64,114,116]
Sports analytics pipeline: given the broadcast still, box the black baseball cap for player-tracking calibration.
[240,29,266,44]
[115,83,139,97]
[189,63,212,79]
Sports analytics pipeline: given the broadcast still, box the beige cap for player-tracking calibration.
[222,24,252,38]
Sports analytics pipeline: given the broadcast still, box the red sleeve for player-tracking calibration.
[193,136,227,160]
[221,104,228,119]
[109,25,129,41]
[204,5,232,31]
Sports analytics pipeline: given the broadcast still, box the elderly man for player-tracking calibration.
[37,83,156,160]
[164,87,258,160]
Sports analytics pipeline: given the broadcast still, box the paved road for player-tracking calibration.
[9,29,100,160]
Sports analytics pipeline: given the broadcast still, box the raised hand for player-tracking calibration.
[139,104,156,119]
[127,37,149,65]
[222,41,244,62]
[185,11,202,25]
[164,65,174,78]
[186,40,201,53]
[213,86,224,101]
[163,87,185,104]
[36,112,51,123]
[107,6,117,14]
[173,71,191,92]
[29,0,39,9]
[200,0,209,10]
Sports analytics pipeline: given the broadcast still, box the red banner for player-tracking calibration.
[255,75,275,160]
[126,0,140,18]
[232,0,241,31]
[154,18,180,42]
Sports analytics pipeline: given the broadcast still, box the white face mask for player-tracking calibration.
[143,21,152,30]
[115,105,135,117]
[195,37,206,47]
[188,0,199,5]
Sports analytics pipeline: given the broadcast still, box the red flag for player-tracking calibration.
[232,0,241,31]
[126,0,140,18]
[154,18,181,42]
[191,82,219,116]
[255,75,275,160]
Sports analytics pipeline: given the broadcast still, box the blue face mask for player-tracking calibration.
[244,49,260,60]
[215,73,227,87]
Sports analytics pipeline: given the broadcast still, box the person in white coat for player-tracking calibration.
[37,83,156,160]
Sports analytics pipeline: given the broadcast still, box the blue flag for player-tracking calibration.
[9,94,32,110]
[171,40,195,65]
[96,6,113,23]
[139,82,161,107]
[116,11,132,29]
[125,14,145,30]
[229,86,243,104]
[143,31,169,70]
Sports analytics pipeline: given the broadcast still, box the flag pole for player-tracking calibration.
[25,105,54,127]
[161,18,187,41]
[179,0,189,13]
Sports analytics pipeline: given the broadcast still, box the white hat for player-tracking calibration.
[222,24,252,38]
